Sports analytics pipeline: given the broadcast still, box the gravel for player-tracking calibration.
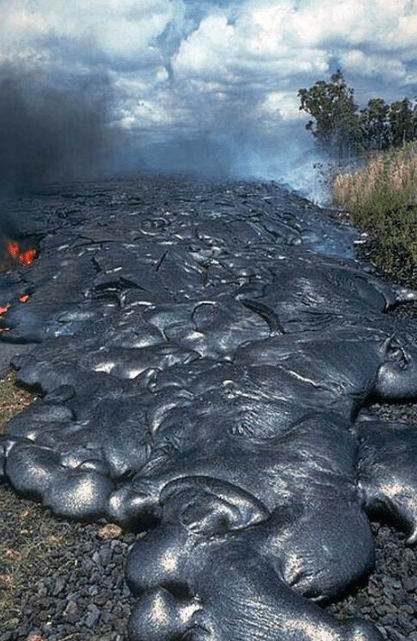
[0,486,136,640]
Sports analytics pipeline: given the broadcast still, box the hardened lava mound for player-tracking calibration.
[2,175,417,640]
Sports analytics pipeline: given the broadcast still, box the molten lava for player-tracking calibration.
[5,240,36,267]
[0,237,37,332]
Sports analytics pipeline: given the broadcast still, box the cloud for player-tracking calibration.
[0,0,175,68]
[340,50,409,82]
[1,0,417,198]
[172,5,330,82]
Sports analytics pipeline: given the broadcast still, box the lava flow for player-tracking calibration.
[0,237,37,331]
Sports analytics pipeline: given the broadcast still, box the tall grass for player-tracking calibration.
[332,142,417,274]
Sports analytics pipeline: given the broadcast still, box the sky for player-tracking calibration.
[1,0,417,198]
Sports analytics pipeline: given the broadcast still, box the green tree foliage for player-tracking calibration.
[359,98,390,151]
[389,98,417,147]
[298,71,361,158]
[298,71,417,157]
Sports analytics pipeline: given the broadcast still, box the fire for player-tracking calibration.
[0,302,11,332]
[6,240,36,266]
[7,240,19,259]
[0,238,37,332]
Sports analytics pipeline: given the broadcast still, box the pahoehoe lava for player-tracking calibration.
[2,175,417,640]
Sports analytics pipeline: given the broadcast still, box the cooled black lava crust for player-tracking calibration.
[1,175,417,641]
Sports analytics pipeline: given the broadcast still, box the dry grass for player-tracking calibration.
[0,370,55,622]
[0,369,39,435]
[333,144,417,207]
[0,491,68,630]
[0,488,64,616]
[332,142,417,274]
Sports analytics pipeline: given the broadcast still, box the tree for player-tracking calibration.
[359,98,390,151]
[298,70,361,158]
[299,72,417,157]
[389,98,416,147]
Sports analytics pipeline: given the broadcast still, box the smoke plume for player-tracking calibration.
[0,64,114,194]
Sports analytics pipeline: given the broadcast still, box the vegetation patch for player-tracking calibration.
[299,70,417,157]
[0,487,65,621]
[299,71,417,284]
[0,370,43,621]
[332,143,417,280]
[0,370,39,435]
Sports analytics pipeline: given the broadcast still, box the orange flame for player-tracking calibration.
[18,248,36,266]
[4,240,36,267]
[0,239,36,331]
[7,240,19,259]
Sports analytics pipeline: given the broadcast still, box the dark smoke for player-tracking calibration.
[0,64,115,195]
